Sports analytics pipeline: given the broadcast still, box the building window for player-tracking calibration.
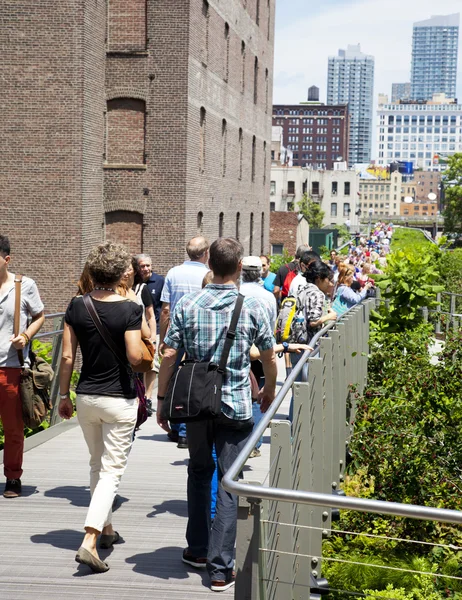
[224,23,230,82]
[199,107,206,173]
[265,68,269,113]
[236,212,240,240]
[107,0,146,53]
[106,98,146,165]
[253,57,259,104]
[250,213,254,254]
[202,0,209,66]
[344,181,351,196]
[270,202,275,211]
[219,212,224,237]
[261,212,265,253]
[221,119,227,177]
[241,41,246,93]
[272,244,283,255]
[197,211,203,233]
[332,181,338,195]
[263,141,267,185]
[251,135,256,182]
[331,203,337,217]
[267,0,271,40]
[312,181,320,195]
[287,202,294,211]
[288,181,295,195]
[343,202,350,217]
[270,180,276,195]
[238,128,243,180]
[256,0,260,25]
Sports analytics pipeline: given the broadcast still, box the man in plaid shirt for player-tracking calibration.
[157,238,277,592]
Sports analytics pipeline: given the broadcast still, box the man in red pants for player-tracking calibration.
[0,235,44,498]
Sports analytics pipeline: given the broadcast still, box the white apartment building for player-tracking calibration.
[376,94,462,171]
[270,166,360,227]
[357,172,416,219]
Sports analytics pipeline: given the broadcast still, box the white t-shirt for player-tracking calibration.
[0,275,44,368]
[288,273,308,298]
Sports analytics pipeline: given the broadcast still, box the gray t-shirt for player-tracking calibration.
[0,275,44,368]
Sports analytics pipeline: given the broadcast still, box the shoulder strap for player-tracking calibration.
[14,275,24,367]
[218,293,244,373]
[82,294,131,371]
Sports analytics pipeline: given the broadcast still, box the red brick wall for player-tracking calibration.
[107,98,145,164]
[0,0,106,312]
[106,211,143,254]
[108,0,146,52]
[1,0,275,312]
[269,212,298,256]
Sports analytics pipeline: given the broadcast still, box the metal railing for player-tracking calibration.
[33,313,65,426]
[222,300,462,600]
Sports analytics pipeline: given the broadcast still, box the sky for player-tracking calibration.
[273,0,462,158]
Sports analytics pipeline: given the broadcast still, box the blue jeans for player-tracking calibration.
[186,414,253,581]
[289,352,308,423]
[211,445,218,519]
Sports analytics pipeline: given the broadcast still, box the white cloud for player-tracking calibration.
[273,0,462,158]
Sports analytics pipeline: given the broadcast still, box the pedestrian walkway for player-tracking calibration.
[0,359,289,599]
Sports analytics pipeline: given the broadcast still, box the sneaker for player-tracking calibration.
[3,478,22,498]
[182,548,207,568]
[177,436,188,449]
[211,572,236,592]
[167,430,179,443]
[249,448,261,458]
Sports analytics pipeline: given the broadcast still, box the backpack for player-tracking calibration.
[274,295,306,344]
[281,262,299,298]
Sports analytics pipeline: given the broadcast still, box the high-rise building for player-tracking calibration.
[410,14,460,101]
[327,44,375,165]
[272,102,349,170]
[392,82,411,103]
[1,0,275,312]
[376,94,462,172]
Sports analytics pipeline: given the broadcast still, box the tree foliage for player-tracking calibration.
[297,193,325,228]
[442,153,462,233]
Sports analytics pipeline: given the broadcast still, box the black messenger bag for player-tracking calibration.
[163,294,244,423]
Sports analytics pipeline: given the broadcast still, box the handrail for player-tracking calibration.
[222,302,462,526]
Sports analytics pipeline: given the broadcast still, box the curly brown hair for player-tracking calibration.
[86,242,132,286]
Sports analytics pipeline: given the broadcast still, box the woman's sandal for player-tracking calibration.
[75,546,110,573]
[99,531,121,549]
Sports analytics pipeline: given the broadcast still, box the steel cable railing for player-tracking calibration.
[222,300,462,600]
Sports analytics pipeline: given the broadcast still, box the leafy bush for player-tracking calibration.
[269,250,293,274]
[372,250,443,333]
[390,228,432,254]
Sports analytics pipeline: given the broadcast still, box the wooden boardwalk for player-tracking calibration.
[0,363,289,599]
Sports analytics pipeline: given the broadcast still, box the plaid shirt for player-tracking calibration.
[164,283,275,420]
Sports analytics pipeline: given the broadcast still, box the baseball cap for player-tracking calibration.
[242,256,262,270]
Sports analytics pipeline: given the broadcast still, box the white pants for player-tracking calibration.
[76,394,137,532]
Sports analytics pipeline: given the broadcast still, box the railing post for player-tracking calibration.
[235,484,263,600]
[264,420,293,600]
[450,293,456,331]
[49,316,64,426]
[435,292,441,336]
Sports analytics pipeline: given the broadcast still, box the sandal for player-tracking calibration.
[99,531,121,549]
[75,546,109,573]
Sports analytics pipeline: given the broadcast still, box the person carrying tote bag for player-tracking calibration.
[58,242,144,574]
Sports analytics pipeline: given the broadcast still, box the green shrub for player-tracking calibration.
[269,250,293,274]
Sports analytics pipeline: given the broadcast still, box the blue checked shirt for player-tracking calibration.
[164,284,275,420]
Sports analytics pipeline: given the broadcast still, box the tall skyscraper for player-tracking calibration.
[392,82,411,103]
[327,44,374,165]
[410,14,460,101]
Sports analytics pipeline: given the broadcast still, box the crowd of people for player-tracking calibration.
[0,224,392,592]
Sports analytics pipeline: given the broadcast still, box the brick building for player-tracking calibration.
[272,102,349,169]
[414,170,441,203]
[1,0,275,312]
[269,211,309,257]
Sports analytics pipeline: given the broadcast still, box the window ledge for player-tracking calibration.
[106,51,149,57]
[104,164,147,170]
